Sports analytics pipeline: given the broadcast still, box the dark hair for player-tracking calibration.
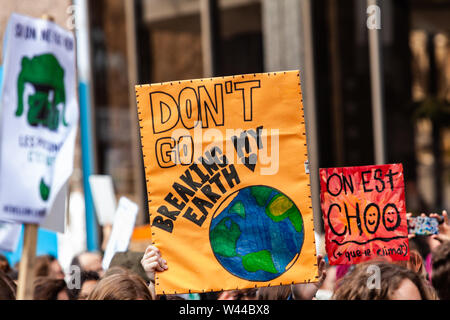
[0,254,11,273]
[70,256,81,270]
[409,236,431,259]
[87,272,152,300]
[230,288,258,300]
[68,270,100,300]
[163,295,186,300]
[431,240,450,300]
[333,261,434,300]
[34,255,57,277]
[0,270,16,300]
[7,269,18,281]
[109,251,150,283]
[33,277,68,300]
[256,285,291,300]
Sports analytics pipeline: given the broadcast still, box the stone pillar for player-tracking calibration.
[262,0,323,233]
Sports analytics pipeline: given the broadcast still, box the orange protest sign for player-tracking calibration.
[136,71,317,294]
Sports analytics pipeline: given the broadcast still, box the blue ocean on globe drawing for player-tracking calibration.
[209,186,304,281]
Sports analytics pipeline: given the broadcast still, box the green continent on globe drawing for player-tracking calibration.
[251,185,303,233]
[210,185,304,281]
[250,186,272,206]
[210,217,241,257]
[265,193,303,233]
[242,250,278,274]
[210,216,279,274]
[229,201,245,218]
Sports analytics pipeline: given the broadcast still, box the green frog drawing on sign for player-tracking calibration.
[16,53,68,201]
[16,53,67,130]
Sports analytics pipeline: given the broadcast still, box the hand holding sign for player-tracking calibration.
[141,245,168,283]
[431,210,450,243]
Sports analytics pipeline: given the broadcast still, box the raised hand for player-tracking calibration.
[140,245,168,283]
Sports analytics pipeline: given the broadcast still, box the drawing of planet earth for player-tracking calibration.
[209,185,304,281]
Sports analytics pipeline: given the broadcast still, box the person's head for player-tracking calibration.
[313,265,337,300]
[0,254,11,274]
[333,261,434,300]
[0,270,16,300]
[102,266,128,278]
[104,258,153,298]
[33,277,69,300]
[394,249,428,280]
[431,240,450,300]
[409,236,431,259]
[6,269,18,282]
[71,252,104,277]
[34,255,65,279]
[87,272,152,300]
[218,288,258,300]
[256,285,291,300]
[160,294,186,300]
[68,270,100,300]
[109,251,149,283]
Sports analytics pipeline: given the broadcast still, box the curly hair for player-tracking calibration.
[333,261,434,300]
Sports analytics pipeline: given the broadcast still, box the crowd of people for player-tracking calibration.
[0,210,449,300]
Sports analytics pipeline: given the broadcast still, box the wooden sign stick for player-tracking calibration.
[16,224,38,300]
[16,14,54,300]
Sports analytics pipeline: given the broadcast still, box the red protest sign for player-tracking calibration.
[320,164,409,265]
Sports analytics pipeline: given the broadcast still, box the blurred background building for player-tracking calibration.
[0,0,449,267]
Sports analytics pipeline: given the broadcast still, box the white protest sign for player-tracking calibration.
[0,221,22,252]
[41,181,68,233]
[0,13,78,224]
[102,197,139,270]
[89,175,117,226]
